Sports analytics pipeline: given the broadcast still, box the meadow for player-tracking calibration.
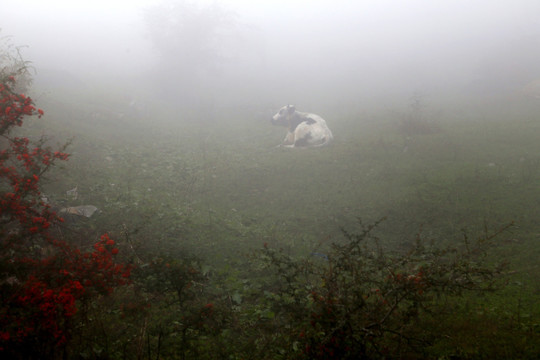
[17,83,540,358]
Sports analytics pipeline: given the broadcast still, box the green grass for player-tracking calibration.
[25,86,540,334]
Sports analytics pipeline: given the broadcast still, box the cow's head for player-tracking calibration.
[271,104,296,127]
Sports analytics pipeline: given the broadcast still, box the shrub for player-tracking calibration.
[257,219,511,359]
[0,69,132,358]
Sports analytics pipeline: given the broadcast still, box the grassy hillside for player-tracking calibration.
[19,85,540,357]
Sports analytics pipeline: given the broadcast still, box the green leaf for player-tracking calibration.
[232,292,242,304]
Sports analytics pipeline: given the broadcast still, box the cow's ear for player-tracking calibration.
[287,105,296,114]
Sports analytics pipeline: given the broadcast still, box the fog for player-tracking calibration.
[3,5,540,353]
[3,0,540,111]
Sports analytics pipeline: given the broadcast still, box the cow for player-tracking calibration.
[271,105,333,148]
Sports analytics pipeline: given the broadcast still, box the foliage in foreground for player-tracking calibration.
[102,218,536,359]
[253,220,516,359]
[0,71,132,359]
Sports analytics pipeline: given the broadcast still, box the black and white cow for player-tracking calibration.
[271,105,333,148]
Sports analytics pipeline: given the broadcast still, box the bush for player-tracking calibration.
[0,67,132,358]
[256,219,512,359]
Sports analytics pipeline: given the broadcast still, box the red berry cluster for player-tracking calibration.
[0,76,132,352]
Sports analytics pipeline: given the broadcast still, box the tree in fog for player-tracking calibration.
[144,1,256,104]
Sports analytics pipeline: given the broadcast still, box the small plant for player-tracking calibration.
[0,33,33,94]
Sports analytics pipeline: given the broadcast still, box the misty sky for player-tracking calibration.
[2,0,540,105]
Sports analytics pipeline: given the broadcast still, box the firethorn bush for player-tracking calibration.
[0,72,132,358]
[254,219,512,359]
